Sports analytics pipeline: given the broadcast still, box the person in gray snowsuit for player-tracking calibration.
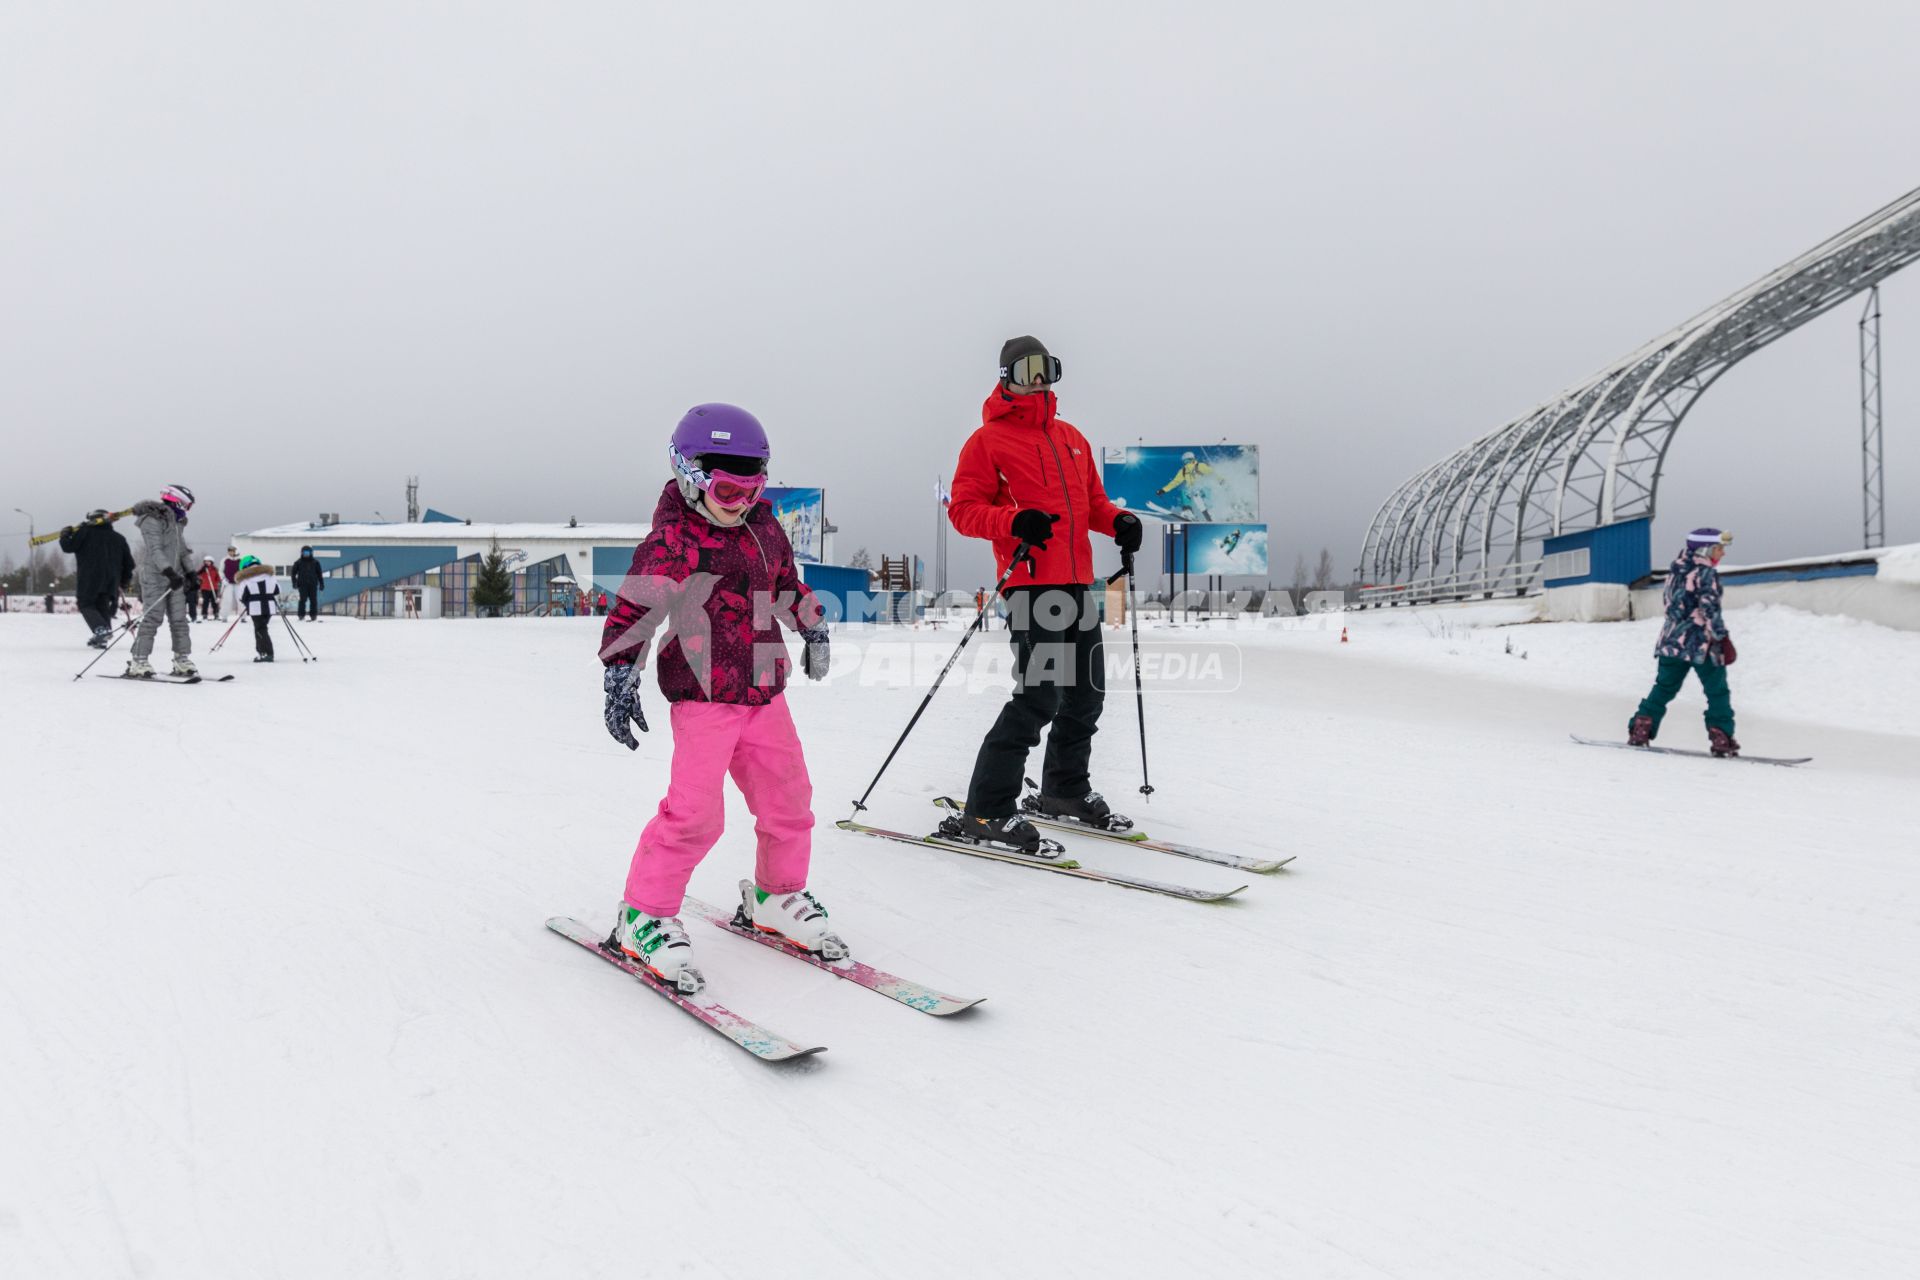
[126,484,200,678]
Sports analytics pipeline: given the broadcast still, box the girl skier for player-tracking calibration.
[126,484,199,678]
[597,403,839,993]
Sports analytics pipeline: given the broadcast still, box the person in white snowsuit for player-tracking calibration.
[127,485,199,678]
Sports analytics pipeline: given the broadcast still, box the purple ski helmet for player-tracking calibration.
[669,403,771,506]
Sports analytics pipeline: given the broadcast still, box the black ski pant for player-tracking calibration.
[200,588,219,618]
[184,588,199,621]
[79,590,119,635]
[964,585,1106,818]
[298,588,319,621]
[253,615,274,658]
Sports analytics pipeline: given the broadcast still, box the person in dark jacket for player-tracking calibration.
[1630,527,1740,756]
[58,510,136,647]
[941,335,1143,853]
[290,546,325,621]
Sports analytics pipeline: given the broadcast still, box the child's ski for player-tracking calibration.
[680,895,983,1017]
[545,916,825,1062]
[836,819,1247,903]
[96,673,236,684]
[934,795,1291,873]
[1569,735,1810,767]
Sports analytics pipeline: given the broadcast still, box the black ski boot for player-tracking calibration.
[1022,789,1132,832]
[936,812,1048,857]
[87,628,111,649]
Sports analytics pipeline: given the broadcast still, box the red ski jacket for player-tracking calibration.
[946,384,1124,587]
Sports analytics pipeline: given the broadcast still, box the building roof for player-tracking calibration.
[242,520,651,542]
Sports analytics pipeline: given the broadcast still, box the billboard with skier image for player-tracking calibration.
[1101,444,1259,523]
[1170,523,1269,575]
[765,487,825,564]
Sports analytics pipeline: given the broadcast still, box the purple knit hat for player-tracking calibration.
[1686,527,1731,547]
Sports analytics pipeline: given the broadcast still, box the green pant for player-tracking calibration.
[1636,656,1734,738]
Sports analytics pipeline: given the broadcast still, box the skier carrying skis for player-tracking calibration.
[236,556,280,662]
[596,403,841,993]
[58,510,135,648]
[290,546,325,621]
[1629,527,1740,756]
[125,485,199,679]
[942,335,1144,853]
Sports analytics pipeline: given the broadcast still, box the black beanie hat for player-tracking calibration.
[999,335,1049,374]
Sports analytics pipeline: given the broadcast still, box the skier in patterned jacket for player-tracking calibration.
[595,403,841,993]
[1629,527,1739,756]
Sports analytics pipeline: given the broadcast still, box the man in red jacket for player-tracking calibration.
[940,335,1144,854]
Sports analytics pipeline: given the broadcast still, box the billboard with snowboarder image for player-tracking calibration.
[765,487,825,564]
[1173,523,1269,575]
[1101,445,1259,523]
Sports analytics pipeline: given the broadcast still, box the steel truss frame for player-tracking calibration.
[1360,187,1920,592]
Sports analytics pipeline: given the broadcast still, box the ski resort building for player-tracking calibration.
[235,508,876,620]
[234,512,653,618]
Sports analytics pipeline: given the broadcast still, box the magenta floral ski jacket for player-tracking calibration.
[598,483,824,705]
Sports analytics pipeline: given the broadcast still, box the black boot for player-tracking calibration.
[1023,790,1131,832]
[936,812,1045,855]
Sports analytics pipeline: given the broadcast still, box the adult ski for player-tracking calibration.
[680,894,983,1017]
[545,916,825,1062]
[1569,735,1810,767]
[935,793,1291,873]
[836,819,1247,903]
[96,673,236,684]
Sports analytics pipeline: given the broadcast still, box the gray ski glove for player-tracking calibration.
[603,662,648,749]
[800,624,830,681]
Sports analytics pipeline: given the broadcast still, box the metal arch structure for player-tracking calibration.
[1360,187,1920,595]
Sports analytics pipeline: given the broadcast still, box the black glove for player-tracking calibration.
[162,569,184,590]
[603,663,648,749]
[1010,510,1060,548]
[1720,635,1737,666]
[800,624,830,681]
[1112,511,1143,554]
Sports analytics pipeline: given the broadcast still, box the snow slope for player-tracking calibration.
[2,608,1917,1279]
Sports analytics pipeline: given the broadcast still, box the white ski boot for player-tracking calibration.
[609,905,703,994]
[124,656,155,678]
[170,656,198,678]
[738,880,849,960]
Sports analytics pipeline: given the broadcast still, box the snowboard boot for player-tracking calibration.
[254,654,274,663]
[87,627,112,649]
[936,811,1053,857]
[736,880,849,959]
[124,656,155,679]
[608,905,703,994]
[1627,715,1653,747]
[1708,728,1741,758]
[170,656,198,678]
[1023,788,1132,832]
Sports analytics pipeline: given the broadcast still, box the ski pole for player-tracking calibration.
[1105,551,1153,802]
[210,613,243,653]
[847,543,1034,820]
[74,587,171,680]
[277,608,317,661]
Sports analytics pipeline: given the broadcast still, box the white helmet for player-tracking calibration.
[161,483,195,509]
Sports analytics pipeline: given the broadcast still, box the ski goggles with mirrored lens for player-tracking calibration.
[706,468,768,507]
[1002,353,1062,387]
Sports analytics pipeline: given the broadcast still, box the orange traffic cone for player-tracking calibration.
[1340,626,1349,644]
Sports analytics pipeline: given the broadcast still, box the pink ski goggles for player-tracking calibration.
[706,468,768,507]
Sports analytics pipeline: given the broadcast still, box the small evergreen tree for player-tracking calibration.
[471,538,515,617]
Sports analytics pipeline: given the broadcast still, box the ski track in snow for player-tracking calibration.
[2,607,1918,1279]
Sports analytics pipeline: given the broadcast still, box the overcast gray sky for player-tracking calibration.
[4,1,1916,588]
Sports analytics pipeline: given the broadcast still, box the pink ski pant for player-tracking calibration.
[624,695,815,917]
